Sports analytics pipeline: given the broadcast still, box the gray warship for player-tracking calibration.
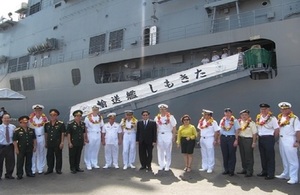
[0,0,300,121]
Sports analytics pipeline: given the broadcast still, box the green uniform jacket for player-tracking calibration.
[67,121,85,147]
[13,127,36,152]
[44,120,66,147]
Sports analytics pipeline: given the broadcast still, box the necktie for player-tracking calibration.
[6,125,10,143]
[144,120,147,127]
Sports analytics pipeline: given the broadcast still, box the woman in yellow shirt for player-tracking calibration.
[176,114,197,172]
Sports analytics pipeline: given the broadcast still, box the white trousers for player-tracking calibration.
[32,135,46,173]
[279,136,299,182]
[157,133,172,169]
[104,144,118,166]
[200,136,215,170]
[122,132,136,166]
[84,131,101,167]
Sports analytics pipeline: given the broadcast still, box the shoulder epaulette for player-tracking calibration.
[58,120,64,124]
[14,127,21,131]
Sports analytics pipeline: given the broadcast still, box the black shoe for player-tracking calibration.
[44,171,53,175]
[139,166,146,170]
[5,175,15,179]
[245,174,253,177]
[265,176,274,180]
[257,172,267,177]
[222,171,229,175]
[17,176,23,180]
[71,170,77,174]
[26,174,35,177]
[56,171,62,174]
[76,168,84,172]
[237,170,246,174]
[229,172,235,176]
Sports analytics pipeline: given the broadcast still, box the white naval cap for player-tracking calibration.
[158,104,168,109]
[124,110,134,114]
[202,109,213,114]
[32,104,44,109]
[278,102,292,109]
[91,105,100,110]
[107,112,116,118]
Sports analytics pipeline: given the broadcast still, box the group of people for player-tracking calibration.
[176,102,300,185]
[0,102,299,185]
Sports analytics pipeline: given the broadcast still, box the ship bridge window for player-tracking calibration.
[71,68,81,86]
[29,2,41,15]
[89,34,106,54]
[7,58,18,73]
[17,55,30,71]
[10,78,22,91]
[22,76,35,91]
[109,29,124,51]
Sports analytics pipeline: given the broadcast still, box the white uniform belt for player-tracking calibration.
[280,135,295,137]
[36,134,44,137]
[201,136,214,139]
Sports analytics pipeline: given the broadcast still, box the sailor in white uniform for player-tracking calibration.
[84,105,104,170]
[102,113,122,169]
[211,51,220,62]
[121,110,137,170]
[154,104,177,171]
[29,104,48,174]
[197,109,220,173]
[201,54,210,65]
[275,102,300,184]
[221,48,229,59]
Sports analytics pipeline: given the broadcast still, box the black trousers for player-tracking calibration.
[0,144,15,178]
[220,135,237,173]
[16,151,33,177]
[238,137,254,174]
[69,145,83,171]
[258,135,275,177]
[138,142,153,168]
[47,146,62,172]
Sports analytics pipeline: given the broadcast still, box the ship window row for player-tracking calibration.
[29,2,41,15]
[89,29,124,54]
[9,76,35,91]
[7,55,30,73]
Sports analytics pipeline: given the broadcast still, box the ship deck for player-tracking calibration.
[0,141,299,194]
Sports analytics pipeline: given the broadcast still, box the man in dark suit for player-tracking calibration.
[136,110,157,172]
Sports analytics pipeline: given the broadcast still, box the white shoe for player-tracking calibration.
[199,168,207,172]
[207,169,213,173]
[287,180,298,184]
[123,165,128,170]
[114,165,119,169]
[275,174,289,180]
[164,167,170,172]
[93,165,100,169]
[129,164,135,169]
[103,165,109,169]
[87,166,92,170]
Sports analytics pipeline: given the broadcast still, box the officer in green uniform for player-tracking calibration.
[44,109,66,175]
[13,116,37,180]
[67,110,88,174]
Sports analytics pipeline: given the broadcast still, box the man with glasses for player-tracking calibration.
[0,113,16,180]
[44,109,66,175]
[67,110,88,174]
[154,104,177,171]
[256,103,279,180]
[13,116,37,180]
[136,110,157,172]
